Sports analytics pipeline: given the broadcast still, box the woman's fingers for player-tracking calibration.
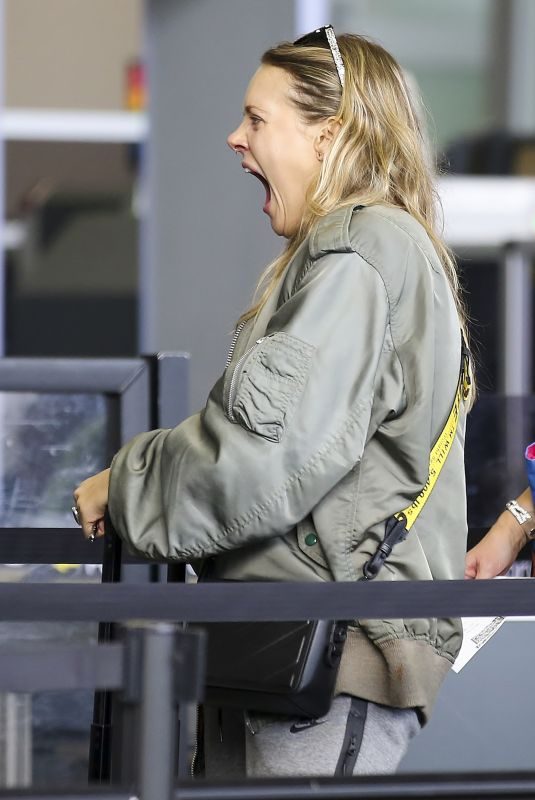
[72,468,111,540]
[84,518,105,541]
[72,504,105,540]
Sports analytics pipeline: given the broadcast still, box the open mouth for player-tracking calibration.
[243,165,271,213]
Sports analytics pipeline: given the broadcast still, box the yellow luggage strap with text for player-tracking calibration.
[363,337,471,580]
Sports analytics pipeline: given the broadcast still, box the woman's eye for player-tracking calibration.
[250,116,262,128]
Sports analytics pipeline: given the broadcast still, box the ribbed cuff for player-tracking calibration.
[335,628,452,725]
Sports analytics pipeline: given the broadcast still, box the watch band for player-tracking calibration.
[505,499,535,541]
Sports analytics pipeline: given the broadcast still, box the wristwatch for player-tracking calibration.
[505,499,535,541]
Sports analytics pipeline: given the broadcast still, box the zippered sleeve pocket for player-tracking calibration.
[226,332,315,443]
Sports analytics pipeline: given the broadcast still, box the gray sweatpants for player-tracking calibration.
[203,696,420,779]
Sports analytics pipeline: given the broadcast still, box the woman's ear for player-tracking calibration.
[315,117,342,160]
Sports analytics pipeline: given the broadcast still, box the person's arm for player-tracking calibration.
[465,488,534,579]
[79,251,391,563]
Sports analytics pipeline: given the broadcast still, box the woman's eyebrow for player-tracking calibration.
[244,104,267,116]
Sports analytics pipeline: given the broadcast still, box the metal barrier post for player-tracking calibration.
[0,693,31,787]
[88,524,122,784]
[166,563,190,780]
[138,624,178,800]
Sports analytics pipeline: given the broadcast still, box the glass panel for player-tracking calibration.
[399,617,535,772]
[0,391,108,786]
[0,625,96,787]
[332,0,498,150]
[0,392,107,528]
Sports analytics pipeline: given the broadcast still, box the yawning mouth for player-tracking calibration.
[243,164,271,213]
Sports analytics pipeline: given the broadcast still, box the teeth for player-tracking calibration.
[244,168,251,173]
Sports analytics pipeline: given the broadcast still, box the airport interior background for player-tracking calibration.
[1,0,535,791]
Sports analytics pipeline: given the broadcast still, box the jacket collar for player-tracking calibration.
[278,205,364,308]
[309,204,362,260]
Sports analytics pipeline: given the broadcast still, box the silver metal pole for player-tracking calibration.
[138,0,153,356]
[0,693,32,787]
[139,623,177,800]
[501,245,533,395]
[506,0,535,135]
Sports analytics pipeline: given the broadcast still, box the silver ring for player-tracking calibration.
[71,505,81,526]
[88,521,99,542]
[88,532,96,542]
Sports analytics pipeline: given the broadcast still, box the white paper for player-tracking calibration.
[452,615,506,673]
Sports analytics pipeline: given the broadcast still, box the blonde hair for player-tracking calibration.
[241,34,474,401]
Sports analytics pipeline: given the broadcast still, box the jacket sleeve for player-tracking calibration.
[108,251,390,561]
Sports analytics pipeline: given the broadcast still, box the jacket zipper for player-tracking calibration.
[190,704,201,778]
[225,320,246,370]
[342,735,358,776]
[227,336,267,421]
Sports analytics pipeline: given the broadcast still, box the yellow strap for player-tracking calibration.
[53,564,80,573]
[396,350,470,532]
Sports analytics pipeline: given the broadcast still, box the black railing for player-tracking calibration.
[0,578,534,799]
[0,577,533,622]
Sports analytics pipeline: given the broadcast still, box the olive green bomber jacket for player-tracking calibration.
[108,204,468,721]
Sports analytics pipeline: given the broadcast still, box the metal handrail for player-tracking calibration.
[0,578,532,622]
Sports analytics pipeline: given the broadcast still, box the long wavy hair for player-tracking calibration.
[240,33,474,401]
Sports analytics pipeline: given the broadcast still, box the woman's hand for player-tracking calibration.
[465,490,533,579]
[465,519,524,579]
[73,468,110,540]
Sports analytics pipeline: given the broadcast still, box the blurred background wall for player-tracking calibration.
[2,0,143,359]
[5,0,141,109]
[142,0,290,407]
[4,0,141,214]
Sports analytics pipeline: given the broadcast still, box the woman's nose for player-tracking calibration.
[227,122,247,153]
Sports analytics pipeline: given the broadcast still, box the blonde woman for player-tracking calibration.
[74,28,473,777]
